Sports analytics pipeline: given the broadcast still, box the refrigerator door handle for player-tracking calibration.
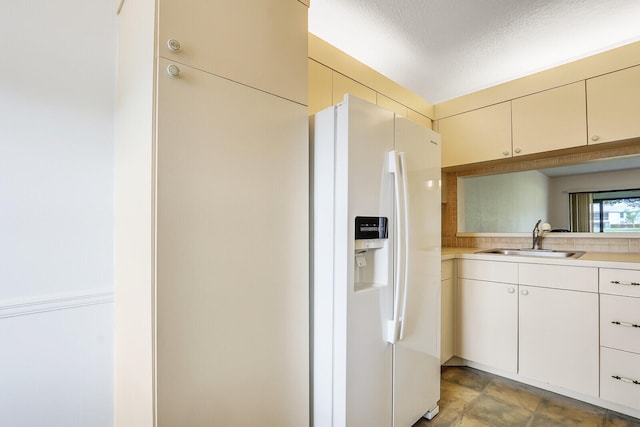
[386,151,410,344]
[397,152,410,341]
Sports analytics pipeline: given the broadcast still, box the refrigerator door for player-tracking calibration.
[392,117,441,426]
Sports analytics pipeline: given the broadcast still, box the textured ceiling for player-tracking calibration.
[309,0,640,104]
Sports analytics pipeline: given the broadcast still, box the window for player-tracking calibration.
[582,189,640,232]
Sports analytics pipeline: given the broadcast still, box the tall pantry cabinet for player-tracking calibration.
[114,1,309,426]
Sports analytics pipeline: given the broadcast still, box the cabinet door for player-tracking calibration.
[377,93,408,117]
[512,82,587,156]
[441,277,454,364]
[158,0,308,105]
[519,285,598,397]
[155,59,309,426]
[587,65,640,144]
[332,72,376,105]
[439,102,511,167]
[457,279,517,373]
[407,109,432,129]
[309,59,332,115]
[441,260,454,363]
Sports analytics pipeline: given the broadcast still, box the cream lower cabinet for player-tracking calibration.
[456,260,518,373]
[441,260,455,364]
[518,263,599,397]
[599,268,640,411]
[457,279,518,373]
[454,258,640,416]
[456,260,599,395]
[518,285,599,396]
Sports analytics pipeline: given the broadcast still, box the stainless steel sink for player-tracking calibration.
[477,248,585,259]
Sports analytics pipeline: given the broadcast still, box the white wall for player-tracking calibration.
[459,170,549,232]
[548,168,640,229]
[0,1,116,425]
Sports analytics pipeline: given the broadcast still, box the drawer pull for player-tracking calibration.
[610,280,640,286]
[611,321,640,328]
[612,375,640,385]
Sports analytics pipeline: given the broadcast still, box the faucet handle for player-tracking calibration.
[533,219,542,232]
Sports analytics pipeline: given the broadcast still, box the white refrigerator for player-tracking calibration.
[312,95,442,427]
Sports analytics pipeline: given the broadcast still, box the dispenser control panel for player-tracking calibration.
[354,216,389,289]
[355,216,388,240]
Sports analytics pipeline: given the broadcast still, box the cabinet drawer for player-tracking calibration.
[519,263,597,292]
[441,260,454,281]
[600,347,640,411]
[600,268,640,297]
[458,259,517,283]
[601,294,640,354]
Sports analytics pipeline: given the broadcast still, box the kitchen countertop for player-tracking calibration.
[442,247,640,269]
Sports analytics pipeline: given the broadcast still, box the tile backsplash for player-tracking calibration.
[442,141,640,253]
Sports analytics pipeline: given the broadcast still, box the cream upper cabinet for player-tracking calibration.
[439,101,511,168]
[407,109,432,128]
[332,72,376,105]
[377,93,408,117]
[158,0,308,105]
[309,59,332,115]
[512,82,587,156]
[587,65,640,144]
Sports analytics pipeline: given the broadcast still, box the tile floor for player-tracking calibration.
[414,366,640,427]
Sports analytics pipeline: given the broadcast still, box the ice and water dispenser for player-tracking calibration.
[354,216,390,290]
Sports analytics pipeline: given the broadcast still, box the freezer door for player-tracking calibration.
[392,117,441,426]
[313,95,395,427]
[341,95,396,427]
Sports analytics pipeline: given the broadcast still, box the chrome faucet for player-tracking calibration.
[532,219,542,250]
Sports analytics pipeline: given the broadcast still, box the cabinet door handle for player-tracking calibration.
[612,375,640,385]
[167,39,182,52]
[167,64,181,77]
[502,151,510,156]
[610,280,640,286]
[521,289,529,296]
[611,321,640,328]
[514,148,522,154]
[508,287,515,294]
